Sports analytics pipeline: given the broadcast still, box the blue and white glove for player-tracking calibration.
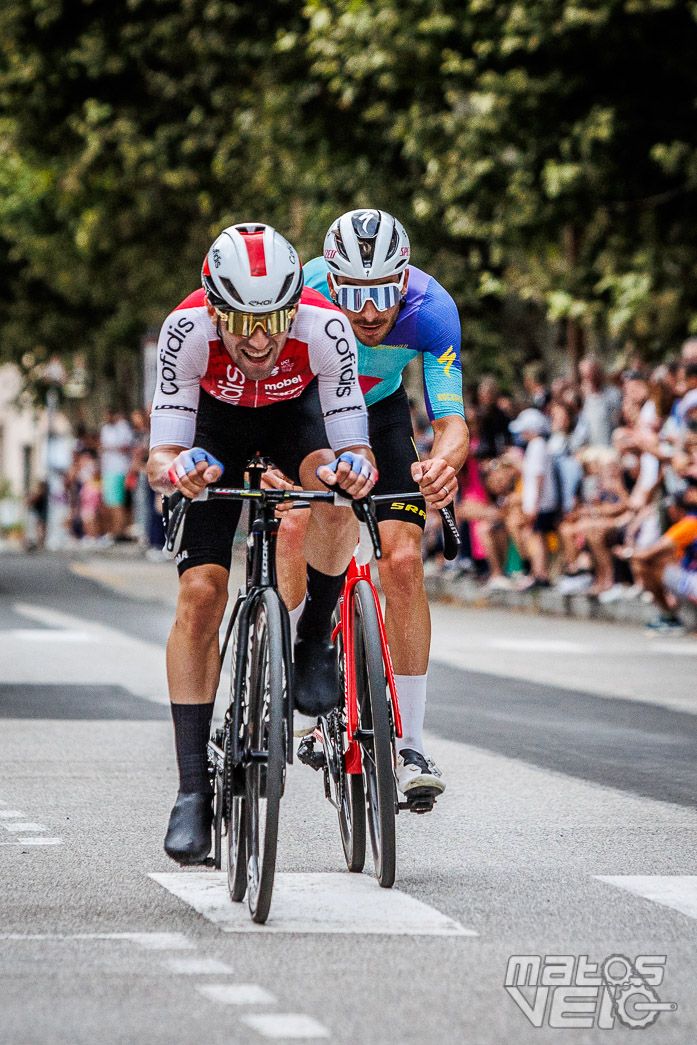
[168,447,224,485]
[317,451,378,496]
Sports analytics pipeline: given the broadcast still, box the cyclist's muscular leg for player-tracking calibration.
[166,564,229,705]
[377,520,430,677]
[275,507,310,617]
[376,520,445,800]
[299,449,359,574]
[292,449,359,716]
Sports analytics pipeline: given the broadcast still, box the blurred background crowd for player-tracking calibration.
[14,333,697,633]
[420,337,697,632]
[22,407,163,560]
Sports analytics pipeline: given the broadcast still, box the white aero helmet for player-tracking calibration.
[323,209,410,280]
[202,222,303,313]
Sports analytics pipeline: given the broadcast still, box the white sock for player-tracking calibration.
[287,594,307,649]
[394,673,427,756]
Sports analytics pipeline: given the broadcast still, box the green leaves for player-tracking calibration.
[1,0,697,400]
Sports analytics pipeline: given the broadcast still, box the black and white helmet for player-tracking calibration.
[323,209,410,280]
[202,222,303,313]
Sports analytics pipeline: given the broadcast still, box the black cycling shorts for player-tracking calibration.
[176,381,328,575]
[369,385,426,530]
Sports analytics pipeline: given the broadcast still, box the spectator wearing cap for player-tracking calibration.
[508,408,559,590]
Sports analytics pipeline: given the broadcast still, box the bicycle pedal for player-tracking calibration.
[297,737,326,772]
[400,788,439,814]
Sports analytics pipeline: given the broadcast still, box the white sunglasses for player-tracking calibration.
[330,273,405,313]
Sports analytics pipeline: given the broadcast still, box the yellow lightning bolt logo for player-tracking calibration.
[438,345,458,377]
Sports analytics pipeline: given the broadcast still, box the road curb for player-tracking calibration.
[424,574,697,632]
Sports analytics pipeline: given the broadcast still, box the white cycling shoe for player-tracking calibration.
[395,749,446,800]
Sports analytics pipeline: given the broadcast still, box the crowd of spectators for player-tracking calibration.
[37,408,163,554]
[420,337,697,633]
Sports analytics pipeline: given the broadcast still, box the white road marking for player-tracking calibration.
[13,603,104,630]
[9,629,95,642]
[0,932,195,948]
[242,1014,330,1039]
[0,839,63,846]
[9,602,170,706]
[488,638,589,653]
[649,643,697,656]
[0,810,25,818]
[149,872,475,936]
[596,876,697,920]
[3,822,47,833]
[196,984,276,1005]
[121,932,197,950]
[164,957,234,975]
[15,837,63,846]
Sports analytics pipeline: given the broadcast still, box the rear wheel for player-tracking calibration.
[352,580,396,888]
[340,766,367,873]
[245,590,286,923]
[226,793,247,902]
[330,611,366,873]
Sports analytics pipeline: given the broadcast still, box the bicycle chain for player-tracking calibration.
[328,708,347,807]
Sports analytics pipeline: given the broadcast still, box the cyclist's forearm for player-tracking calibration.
[429,415,469,473]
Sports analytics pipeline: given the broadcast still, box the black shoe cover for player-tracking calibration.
[164,791,213,865]
[293,635,341,717]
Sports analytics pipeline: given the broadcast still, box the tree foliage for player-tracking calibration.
[1,0,697,400]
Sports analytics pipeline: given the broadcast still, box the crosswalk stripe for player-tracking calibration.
[149,871,475,936]
[0,932,195,948]
[9,629,95,642]
[241,1014,330,1039]
[595,876,697,920]
[4,823,47,833]
[196,984,276,1006]
[164,957,234,975]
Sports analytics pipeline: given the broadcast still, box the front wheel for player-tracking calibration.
[225,607,247,901]
[352,580,396,888]
[245,590,286,923]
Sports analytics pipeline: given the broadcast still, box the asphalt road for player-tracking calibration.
[1,551,697,1045]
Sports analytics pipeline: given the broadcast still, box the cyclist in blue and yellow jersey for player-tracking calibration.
[271,209,469,807]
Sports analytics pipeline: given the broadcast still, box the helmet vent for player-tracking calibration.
[220,277,242,303]
[358,239,375,267]
[386,225,399,260]
[275,272,294,303]
[334,229,350,262]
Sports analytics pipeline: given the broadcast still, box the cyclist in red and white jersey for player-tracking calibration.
[147,222,377,865]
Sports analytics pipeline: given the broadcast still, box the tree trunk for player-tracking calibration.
[564,225,585,389]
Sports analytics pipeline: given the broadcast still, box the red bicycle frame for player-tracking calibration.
[331,557,402,775]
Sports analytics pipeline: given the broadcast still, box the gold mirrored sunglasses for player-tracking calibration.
[216,306,296,337]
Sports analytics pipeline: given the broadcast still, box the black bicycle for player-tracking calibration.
[163,457,384,923]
